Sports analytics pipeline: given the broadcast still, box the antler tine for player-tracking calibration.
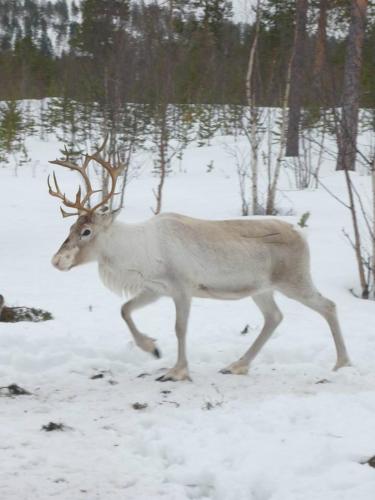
[89,154,125,213]
[49,158,93,197]
[48,135,124,218]
[48,151,103,215]
[60,207,80,218]
[47,171,63,200]
[75,136,109,206]
[47,171,83,218]
[81,134,124,213]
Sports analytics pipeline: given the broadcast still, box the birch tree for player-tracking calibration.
[265,47,292,215]
[245,0,262,214]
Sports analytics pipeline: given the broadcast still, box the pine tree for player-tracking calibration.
[336,0,368,171]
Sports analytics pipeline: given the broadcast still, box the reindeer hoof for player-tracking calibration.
[155,367,191,382]
[155,375,192,382]
[153,347,161,359]
[219,363,248,375]
[333,359,352,371]
[156,374,172,382]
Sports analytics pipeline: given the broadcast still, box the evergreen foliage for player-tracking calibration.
[0,0,372,107]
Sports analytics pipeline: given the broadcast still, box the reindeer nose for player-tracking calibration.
[52,251,75,271]
[51,254,61,269]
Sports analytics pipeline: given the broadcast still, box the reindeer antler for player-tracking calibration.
[48,136,124,218]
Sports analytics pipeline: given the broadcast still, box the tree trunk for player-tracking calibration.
[312,0,328,101]
[344,168,369,298]
[285,0,308,157]
[153,107,169,215]
[266,60,291,215]
[336,0,368,171]
[245,0,261,214]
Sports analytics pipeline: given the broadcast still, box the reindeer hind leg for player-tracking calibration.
[278,281,351,370]
[220,291,283,375]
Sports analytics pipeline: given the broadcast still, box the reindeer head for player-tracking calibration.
[48,138,123,271]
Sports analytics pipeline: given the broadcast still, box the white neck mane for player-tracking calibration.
[96,221,151,297]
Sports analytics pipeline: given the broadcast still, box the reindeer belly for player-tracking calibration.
[186,255,273,299]
[194,282,259,300]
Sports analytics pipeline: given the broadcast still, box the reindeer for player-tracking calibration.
[48,140,351,382]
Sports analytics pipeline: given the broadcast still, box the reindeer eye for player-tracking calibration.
[81,229,91,237]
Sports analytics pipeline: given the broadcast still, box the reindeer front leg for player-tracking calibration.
[156,292,191,382]
[121,290,161,358]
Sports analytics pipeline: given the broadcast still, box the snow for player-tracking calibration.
[141,0,257,23]
[1,123,375,500]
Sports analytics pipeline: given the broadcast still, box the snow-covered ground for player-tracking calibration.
[1,131,375,500]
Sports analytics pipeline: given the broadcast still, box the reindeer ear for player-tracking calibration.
[110,207,121,219]
[97,205,110,215]
[94,207,121,226]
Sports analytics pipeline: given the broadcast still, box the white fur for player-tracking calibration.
[53,212,351,381]
[98,262,145,297]
[96,221,166,298]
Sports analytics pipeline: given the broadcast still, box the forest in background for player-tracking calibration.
[0,0,374,107]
